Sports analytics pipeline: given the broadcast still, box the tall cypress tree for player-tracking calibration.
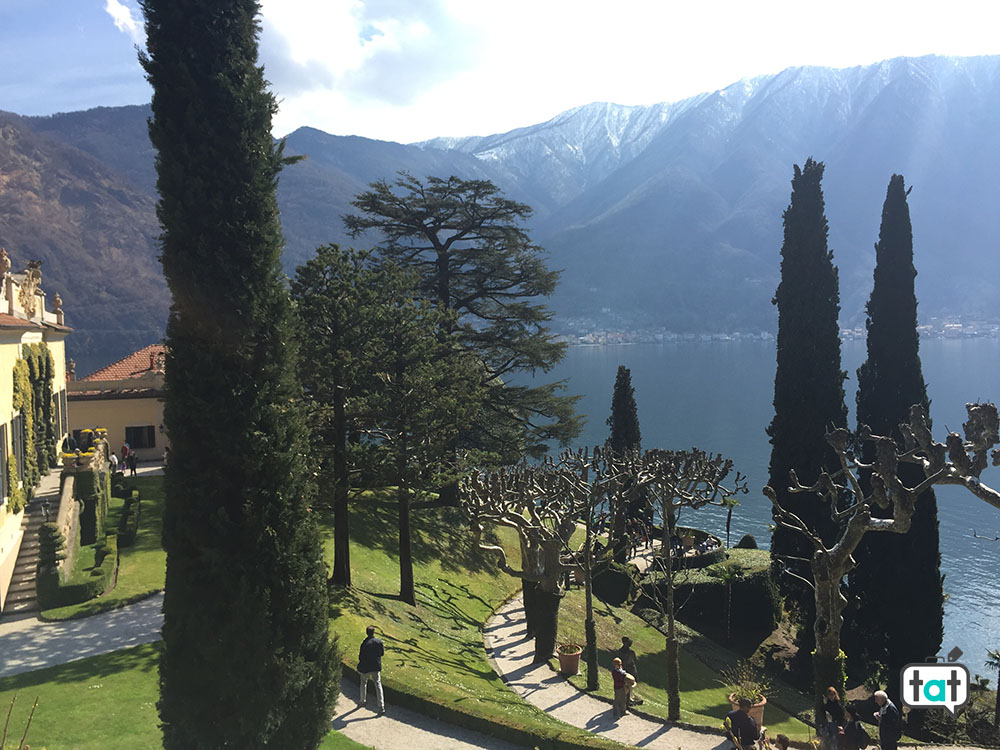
[848,175,943,700]
[607,365,641,455]
[140,2,338,748]
[767,159,848,615]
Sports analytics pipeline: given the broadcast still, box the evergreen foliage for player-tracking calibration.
[606,365,641,455]
[140,1,337,747]
[344,173,581,462]
[767,159,847,612]
[847,175,943,700]
[291,245,388,588]
[356,270,484,605]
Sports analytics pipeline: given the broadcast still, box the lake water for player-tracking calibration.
[538,338,1000,678]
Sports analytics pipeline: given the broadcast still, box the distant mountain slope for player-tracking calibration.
[0,114,169,373]
[7,54,1000,361]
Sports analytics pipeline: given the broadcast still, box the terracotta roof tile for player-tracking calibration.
[81,344,167,381]
[0,314,42,330]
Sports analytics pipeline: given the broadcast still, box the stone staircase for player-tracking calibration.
[3,498,47,615]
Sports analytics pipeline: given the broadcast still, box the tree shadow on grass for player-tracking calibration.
[330,492,505,576]
[0,641,161,691]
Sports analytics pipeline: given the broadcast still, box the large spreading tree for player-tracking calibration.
[344,174,581,475]
[767,159,848,619]
[847,175,943,698]
[141,2,337,747]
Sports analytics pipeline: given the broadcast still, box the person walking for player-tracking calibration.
[358,625,385,714]
[127,450,137,477]
[611,657,631,719]
[873,690,902,750]
[822,685,845,747]
[109,451,119,473]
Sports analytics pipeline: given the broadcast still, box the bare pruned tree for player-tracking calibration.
[765,402,1000,725]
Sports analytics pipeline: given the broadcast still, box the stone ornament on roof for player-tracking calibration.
[18,260,42,317]
[52,293,63,312]
[0,249,9,277]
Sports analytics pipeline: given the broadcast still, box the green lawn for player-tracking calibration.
[319,491,623,749]
[41,477,166,620]
[0,643,369,750]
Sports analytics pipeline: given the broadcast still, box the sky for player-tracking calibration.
[2,0,999,144]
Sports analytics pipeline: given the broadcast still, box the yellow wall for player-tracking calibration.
[69,396,169,463]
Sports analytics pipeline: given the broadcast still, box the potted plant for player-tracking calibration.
[557,643,583,675]
[720,660,771,728]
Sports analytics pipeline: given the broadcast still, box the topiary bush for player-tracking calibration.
[592,560,639,607]
[118,490,142,547]
[37,533,119,609]
[736,534,758,549]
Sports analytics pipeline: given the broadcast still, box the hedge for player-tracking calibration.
[78,469,112,545]
[118,491,141,547]
[37,533,119,609]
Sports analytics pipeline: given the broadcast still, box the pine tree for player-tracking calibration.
[848,175,943,702]
[767,159,848,614]
[291,245,387,588]
[140,2,338,747]
[344,174,581,467]
[606,365,641,455]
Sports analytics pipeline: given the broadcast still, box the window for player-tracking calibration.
[11,413,24,482]
[125,425,156,450]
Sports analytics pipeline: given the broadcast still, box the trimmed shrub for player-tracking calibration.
[37,533,119,609]
[118,490,142,547]
[736,534,758,549]
[38,522,67,566]
[592,560,639,607]
[77,468,111,544]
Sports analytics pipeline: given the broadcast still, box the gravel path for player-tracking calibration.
[484,593,732,750]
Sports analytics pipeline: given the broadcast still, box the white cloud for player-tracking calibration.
[104,0,143,45]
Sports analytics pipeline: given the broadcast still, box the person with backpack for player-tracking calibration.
[840,702,871,750]
[873,690,902,750]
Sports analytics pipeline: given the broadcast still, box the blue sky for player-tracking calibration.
[4,1,999,143]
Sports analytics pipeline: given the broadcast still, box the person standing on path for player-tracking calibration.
[358,625,385,714]
[127,450,137,477]
[873,690,901,750]
[610,657,631,719]
[616,636,642,706]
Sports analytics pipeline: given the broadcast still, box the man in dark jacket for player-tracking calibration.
[724,698,762,749]
[358,625,385,714]
[873,690,901,750]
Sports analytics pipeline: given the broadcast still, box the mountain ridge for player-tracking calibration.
[3,53,999,370]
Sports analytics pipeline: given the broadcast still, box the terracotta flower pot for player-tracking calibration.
[728,692,767,728]
[557,645,582,675]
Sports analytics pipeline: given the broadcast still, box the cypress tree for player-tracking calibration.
[767,159,848,614]
[140,2,338,748]
[848,175,943,701]
[606,365,641,455]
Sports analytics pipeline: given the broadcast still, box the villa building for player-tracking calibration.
[0,250,71,611]
[67,344,169,465]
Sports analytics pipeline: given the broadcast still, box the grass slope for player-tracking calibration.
[320,491,623,749]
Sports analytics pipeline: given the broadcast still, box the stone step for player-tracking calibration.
[7,582,35,596]
[4,600,39,614]
[10,570,35,583]
[5,592,37,607]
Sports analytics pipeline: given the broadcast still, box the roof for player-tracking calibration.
[81,344,167,381]
[0,313,43,331]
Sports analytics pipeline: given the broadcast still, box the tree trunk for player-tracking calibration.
[398,462,415,605]
[533,586,562,663]
[994,669,1000,728]
[584,517,599,690]
[523,580,538,639]
[331,380,351,587]
[666,554,680,721]
[812,551,847,725]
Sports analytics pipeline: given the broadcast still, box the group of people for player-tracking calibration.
[610,636,642,718]
[820,686,901,750]
[724,684,901,750]
[110,442,138,476]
